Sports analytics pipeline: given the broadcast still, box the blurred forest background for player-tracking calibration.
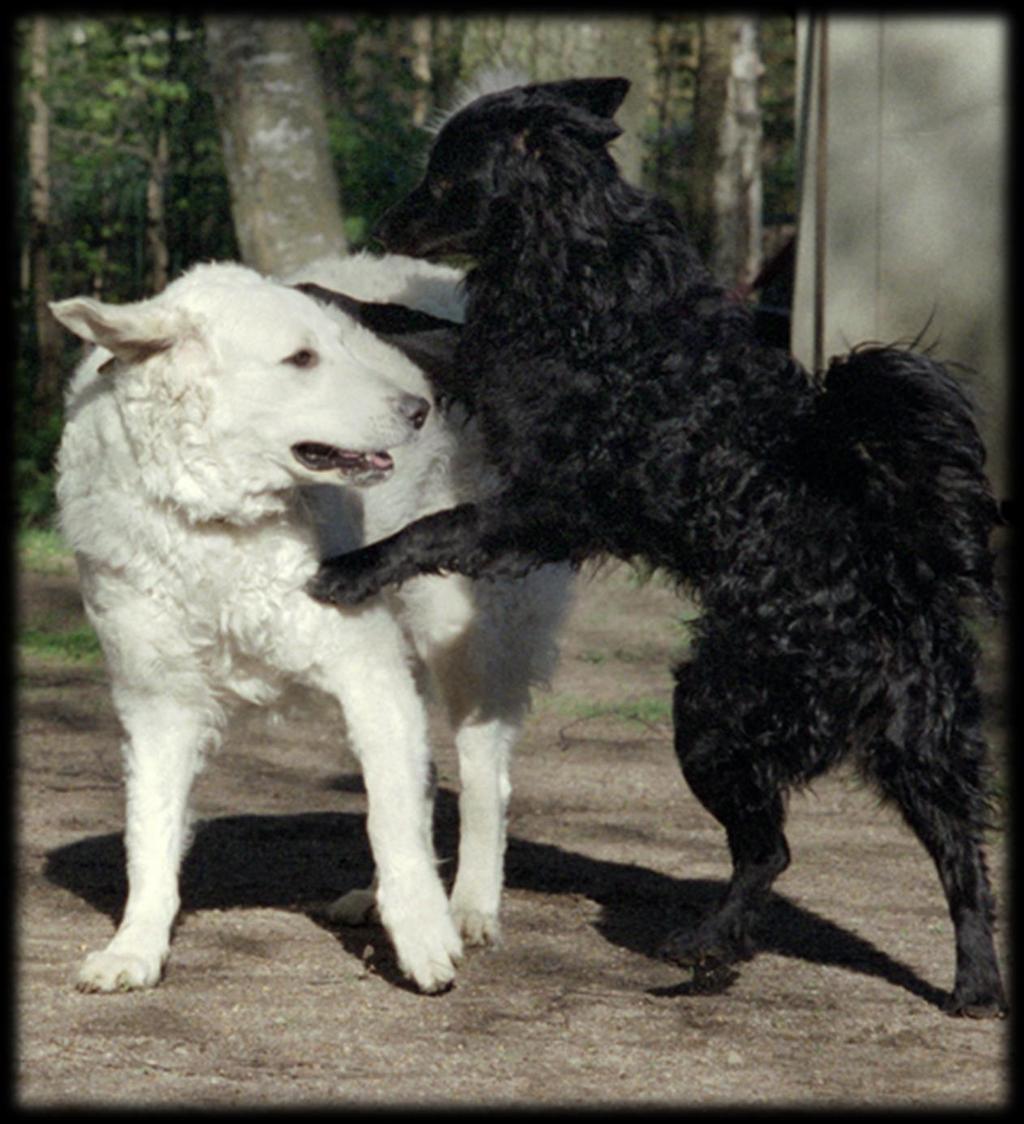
[13,14,798,530]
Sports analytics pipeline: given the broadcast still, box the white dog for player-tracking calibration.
[52,256,572,994]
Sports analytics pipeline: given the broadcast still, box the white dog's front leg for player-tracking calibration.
[325,761,436,926]
[317,609,461,993]
[448,718,517,945]
[77,694,211,993]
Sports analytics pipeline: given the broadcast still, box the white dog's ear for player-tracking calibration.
[49,296,174,365]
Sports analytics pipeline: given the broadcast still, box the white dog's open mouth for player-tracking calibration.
[291,442,394,478]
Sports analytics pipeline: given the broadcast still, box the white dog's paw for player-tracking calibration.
[391,916,463,993]
[76,948,163,993]
[450,876,503,946]
[323,887,379,926]
[378,887,463,993]
[451,902,502,947]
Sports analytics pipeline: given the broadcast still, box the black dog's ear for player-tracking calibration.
[293,281,461,387]
[544,77,630,120]
[519,77,629,149]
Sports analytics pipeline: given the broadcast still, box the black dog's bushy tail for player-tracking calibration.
[813,346,1001,610]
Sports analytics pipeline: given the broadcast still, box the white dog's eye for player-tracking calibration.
[284,348,318,369]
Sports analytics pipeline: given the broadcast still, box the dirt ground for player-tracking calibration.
[15,559,1011,1108]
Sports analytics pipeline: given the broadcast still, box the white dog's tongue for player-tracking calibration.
[291,443,394,475]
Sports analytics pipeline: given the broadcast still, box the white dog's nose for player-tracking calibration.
[399,394,430,430]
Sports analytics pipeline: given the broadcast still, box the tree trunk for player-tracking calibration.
[410,16,433,127]
[459,15,654,185]
[27,16,63,427]
[692,17,764,286]
[204,17,347,276]
[146,127,170,292]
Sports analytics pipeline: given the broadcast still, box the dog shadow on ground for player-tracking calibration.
[42,783,949,1010]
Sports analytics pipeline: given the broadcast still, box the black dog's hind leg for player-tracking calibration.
[863,670,1007,1018]
[886,777,1006,1018]
[661,663,792,971]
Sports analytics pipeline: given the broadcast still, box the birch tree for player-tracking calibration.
[205,17,347,276]
[691,17,764,286]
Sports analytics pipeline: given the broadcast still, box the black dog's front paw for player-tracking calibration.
[307,548,386,607]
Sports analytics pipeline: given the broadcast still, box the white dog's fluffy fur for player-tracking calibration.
[53,255,572,994]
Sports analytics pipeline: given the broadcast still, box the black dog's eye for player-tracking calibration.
[430,176,453,198]
[284,348,318,369]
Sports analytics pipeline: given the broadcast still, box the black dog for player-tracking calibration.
[308,77,1007,1017]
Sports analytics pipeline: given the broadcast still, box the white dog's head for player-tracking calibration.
[52,263,439,523]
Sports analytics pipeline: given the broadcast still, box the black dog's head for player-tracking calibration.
[375,77,630,260]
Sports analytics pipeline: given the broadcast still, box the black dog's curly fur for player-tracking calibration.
[309,77,1007,1016]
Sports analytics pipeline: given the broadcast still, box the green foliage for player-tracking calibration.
[15,408,63,529]
[646,16,796,229]
[16,459,58,530]
[760,15,798,223]
[36,16,237,303]
[312,16,436,247]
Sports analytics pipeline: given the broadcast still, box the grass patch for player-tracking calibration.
[18,527,75,575]
[19,625,102,664]
[578,646,659,666]
[545,694,672,726]
[17,527,102,667]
